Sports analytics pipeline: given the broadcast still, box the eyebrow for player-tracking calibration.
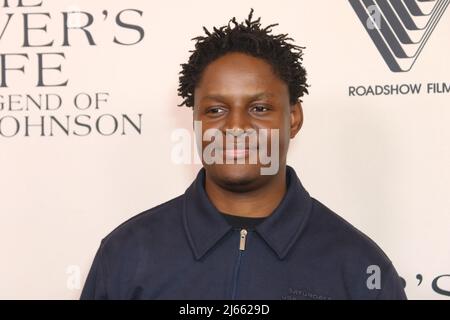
[200,92,274,102]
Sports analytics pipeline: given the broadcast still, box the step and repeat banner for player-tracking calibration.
[0,0,449,299]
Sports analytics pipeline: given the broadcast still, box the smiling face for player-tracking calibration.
[193,52,303,192]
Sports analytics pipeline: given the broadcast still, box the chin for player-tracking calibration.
[206,163,264,192]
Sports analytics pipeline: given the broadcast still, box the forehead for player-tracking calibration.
[194,52,288,101]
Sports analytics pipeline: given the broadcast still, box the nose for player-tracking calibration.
[223,108,254,136]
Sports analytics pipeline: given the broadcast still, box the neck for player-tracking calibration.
[204,166,287,218]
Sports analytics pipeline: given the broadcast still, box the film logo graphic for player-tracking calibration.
[349,0,449,72]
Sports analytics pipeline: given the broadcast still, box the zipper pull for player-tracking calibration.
[239,229,248,251]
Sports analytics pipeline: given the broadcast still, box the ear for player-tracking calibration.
[289,100,303,139]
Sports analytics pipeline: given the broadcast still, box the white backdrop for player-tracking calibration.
[0,0,449,299]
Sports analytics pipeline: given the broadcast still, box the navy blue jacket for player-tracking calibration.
[80,166,407,300]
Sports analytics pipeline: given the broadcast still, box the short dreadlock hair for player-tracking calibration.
[177,8,309,108]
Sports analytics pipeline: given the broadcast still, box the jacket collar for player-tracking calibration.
[182,165,313,260]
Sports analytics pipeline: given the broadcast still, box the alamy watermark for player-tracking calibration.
[171,121,280,175]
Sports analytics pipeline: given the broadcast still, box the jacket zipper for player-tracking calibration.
[231,229,247,299]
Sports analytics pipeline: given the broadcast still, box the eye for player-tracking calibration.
[250,104,270,113]
[206,106,226,115]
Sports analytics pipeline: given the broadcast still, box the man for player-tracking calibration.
[81,9,407,300]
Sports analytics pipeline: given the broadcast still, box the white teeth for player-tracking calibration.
[224,149,248,159]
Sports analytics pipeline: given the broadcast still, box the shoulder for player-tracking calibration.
[308,197,392,268]
[306,198,406,299]
[99,194,185,252]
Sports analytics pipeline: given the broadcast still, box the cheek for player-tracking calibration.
[275,129,289,156]
[268,115,291,154]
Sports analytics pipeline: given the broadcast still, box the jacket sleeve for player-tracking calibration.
[375,263,407,300]
[80,240,108,300]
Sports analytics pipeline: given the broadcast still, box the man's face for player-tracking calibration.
[193,52,302,191]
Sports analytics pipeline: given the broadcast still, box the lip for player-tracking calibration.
[224,149,250,159]
[224,144,258,151]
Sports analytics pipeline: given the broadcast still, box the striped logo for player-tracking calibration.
[349,0,449,72]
